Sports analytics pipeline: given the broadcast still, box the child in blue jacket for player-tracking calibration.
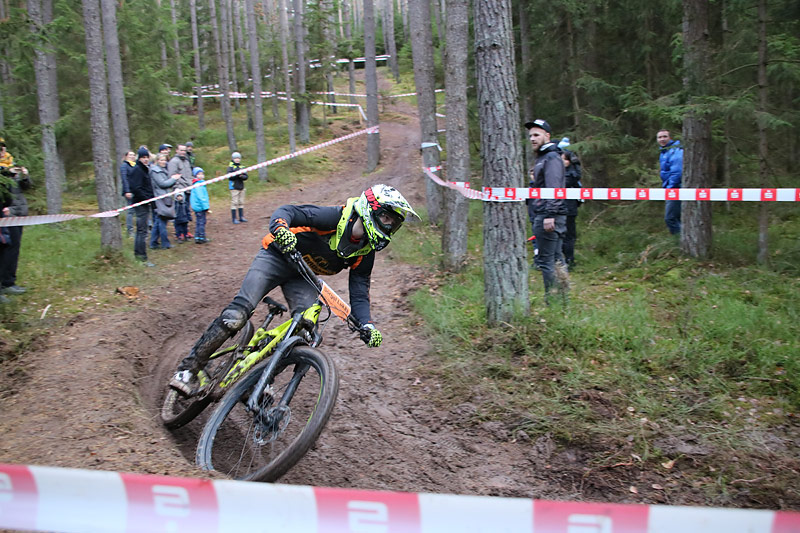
[190,167,211,243]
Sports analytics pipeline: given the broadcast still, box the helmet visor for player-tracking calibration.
[374,207,404,236]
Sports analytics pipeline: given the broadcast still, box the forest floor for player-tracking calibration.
[0,77,796,514]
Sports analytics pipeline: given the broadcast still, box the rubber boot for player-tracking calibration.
[178,317,232,373]
[238,208,247,223]
[231,209,239,224]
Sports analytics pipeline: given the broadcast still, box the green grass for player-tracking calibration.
[401,198,800,493]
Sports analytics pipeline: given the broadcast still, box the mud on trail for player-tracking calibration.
[3,93,795,514]
[0,98,570,501]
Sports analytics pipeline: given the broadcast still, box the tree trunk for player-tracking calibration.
[756,0,769,265]
[431,0,445,60]
[209,0,237,151]
[28,0,66,214]
[474,0,529,324]
[100,0,131,198]
[278,0,296,152]
[383,0,400,81]
[680,0,713,259]
[222,0,241,112]
[245,0,268,180]
[170,0,183,81]
[442,0,469,271]
[157,0,169,70]
[518,0,533,171]
[81,0,122,251]
[190,0,205,129]
[364,0,381,171]
[234,0,255,130]
[293,0,310,143]
[565,13,580,131]
[408,0,443,224]
[342,0,358,105]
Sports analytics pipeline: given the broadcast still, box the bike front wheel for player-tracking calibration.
[160,320,254,429]
[195,345,339,482]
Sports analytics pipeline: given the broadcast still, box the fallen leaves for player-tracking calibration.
[115,286,140,299]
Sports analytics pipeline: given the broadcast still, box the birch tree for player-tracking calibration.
[474,0,528,324]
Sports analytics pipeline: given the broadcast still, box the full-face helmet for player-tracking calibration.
[353,184,419,251]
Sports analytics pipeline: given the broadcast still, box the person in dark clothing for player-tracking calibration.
[0,138,31,299]
[561,148,582,268]
[227,151,248,224]
[120,150,136,237]
[525,119,568,302]
[127,147,156,265]
[657,129,683,235]
[169,184,419,395]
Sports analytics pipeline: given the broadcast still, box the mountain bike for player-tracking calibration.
[161,250,372,481]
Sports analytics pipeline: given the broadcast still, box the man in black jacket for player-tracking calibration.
[127,147,155,266]
[525,119,567,301]
[170,184,419,395]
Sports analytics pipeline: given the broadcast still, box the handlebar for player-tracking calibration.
[285,250,367,336]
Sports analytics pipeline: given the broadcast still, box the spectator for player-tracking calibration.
[0,138,31,300]
[120,150,136,237]
[168,144,193,238]
[128,147,156,266]
[525,119,568,303]
[228,151,248,224]
[185,141,196,166]
[174,192,191,242]
[190,167,210,244]
[560,144,582,268]
[159,143,173,160]
[149,153,178,249]
[657,129,683,235]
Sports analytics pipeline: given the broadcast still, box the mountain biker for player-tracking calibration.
[170,184,419,395]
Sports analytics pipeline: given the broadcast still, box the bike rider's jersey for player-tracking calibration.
[263,204,375,324]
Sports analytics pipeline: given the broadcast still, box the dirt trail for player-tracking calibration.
[0,90,576,502]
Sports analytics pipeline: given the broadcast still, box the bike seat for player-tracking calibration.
[262,296,288,313]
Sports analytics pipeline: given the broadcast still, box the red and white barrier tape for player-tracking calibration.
[0,126,378,228]
[1,464,797,533]
[423,167,800,204]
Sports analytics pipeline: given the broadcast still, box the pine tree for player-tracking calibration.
[364,0,380,171]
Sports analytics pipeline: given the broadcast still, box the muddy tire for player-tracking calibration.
[195,345,339,482]
[160,321,254,429]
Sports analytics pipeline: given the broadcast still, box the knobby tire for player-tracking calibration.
[160,321,254,429]
[195,345,339,482]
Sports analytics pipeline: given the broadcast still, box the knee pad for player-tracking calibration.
[220,304,250,331]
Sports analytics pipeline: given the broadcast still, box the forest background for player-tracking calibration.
[0,0,799,510]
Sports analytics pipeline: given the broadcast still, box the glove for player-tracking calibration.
[362,324,382,348]
[273,227,297,254]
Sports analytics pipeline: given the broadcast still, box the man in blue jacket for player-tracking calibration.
[657,129,683,235]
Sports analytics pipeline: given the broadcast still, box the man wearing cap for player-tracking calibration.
[168,144,194,238]
[128,147,156,266]
[525,119,568,302]
[159,143,173,160]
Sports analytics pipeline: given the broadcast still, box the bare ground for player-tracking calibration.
[1,90,798,513]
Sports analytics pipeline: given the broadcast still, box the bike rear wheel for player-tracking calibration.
[195,345,339,482]
[160,321,254,429]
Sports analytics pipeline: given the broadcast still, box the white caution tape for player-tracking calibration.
[423,167,800,203]
[0,463,797,532]
[0,126,379,228]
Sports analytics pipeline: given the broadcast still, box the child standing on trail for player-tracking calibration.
[228,151,248,224]
[190,167,210,244]
[174,191,191,242]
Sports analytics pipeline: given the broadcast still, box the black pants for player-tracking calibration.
[533,215,566,293]
[562,215,577,266]
[0,226,23,288]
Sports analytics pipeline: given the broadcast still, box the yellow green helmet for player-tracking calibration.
[354,184,419,251]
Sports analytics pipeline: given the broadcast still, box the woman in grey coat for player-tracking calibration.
[149,153,179,249]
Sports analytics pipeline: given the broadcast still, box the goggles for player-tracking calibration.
[373,207,404,236]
